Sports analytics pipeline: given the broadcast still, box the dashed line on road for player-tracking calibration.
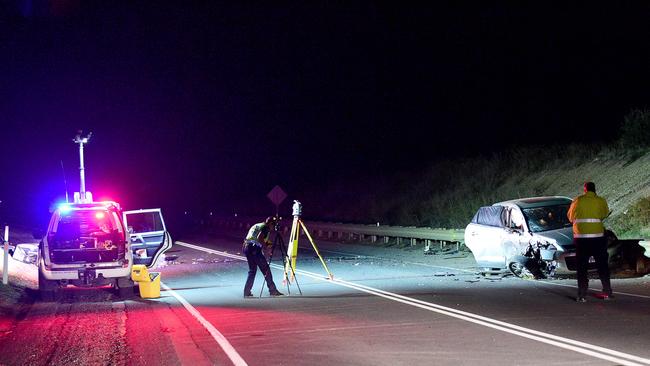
[175,240,650,366]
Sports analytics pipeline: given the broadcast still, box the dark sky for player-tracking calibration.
[1,1,649,224]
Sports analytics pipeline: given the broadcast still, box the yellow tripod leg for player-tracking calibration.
[299,220,334,280]
[284,218,295,283]
[285,217,300,283]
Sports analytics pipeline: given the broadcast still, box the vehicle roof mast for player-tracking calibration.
[73,131,93,203]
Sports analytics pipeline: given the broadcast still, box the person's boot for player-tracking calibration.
[269,289,284,296]
[601,289,614,300]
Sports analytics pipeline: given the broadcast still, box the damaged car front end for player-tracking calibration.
[465,196,579,279]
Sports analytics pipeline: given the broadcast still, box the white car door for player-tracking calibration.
[123,209,172,269]
[465,205,509,269]
[465,222,506,269]
[500,207,531,263]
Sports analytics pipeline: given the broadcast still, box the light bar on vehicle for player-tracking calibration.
[56,201,121,213]
[58,203,72,213]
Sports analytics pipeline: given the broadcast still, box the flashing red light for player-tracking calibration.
[95,212,105,220]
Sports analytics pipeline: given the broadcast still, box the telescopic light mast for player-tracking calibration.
[73,131,92,203]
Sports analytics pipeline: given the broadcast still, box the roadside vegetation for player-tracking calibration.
[0,284,29,318]
[306,109,650,239]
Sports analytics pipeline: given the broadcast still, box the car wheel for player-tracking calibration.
[508,261,536,279]
[38,268,58,302]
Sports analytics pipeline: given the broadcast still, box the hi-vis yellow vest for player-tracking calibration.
[246,223,270,244]
[567,191,609,238]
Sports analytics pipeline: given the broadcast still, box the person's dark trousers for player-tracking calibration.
[575,236,612,298]
[243,243,279,295]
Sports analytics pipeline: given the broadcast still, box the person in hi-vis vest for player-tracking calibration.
[242,217,284,297]
[567,181,612,302]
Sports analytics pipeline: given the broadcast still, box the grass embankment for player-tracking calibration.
[306,144,650,239]
[0,284,29,318]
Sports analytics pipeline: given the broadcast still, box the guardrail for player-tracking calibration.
[208,216,465,252]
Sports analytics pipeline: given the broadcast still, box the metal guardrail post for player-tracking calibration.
[3,225,9,285]
[214,216,465,248]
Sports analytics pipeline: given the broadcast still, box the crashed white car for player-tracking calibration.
[465,196,580,278]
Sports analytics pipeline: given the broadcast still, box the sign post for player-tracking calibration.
[266,185,287,216]
[3,225,8,285]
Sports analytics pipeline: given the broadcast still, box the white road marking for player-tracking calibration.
[308,244,649,298]
[297,271,650,366]
[160,282,248,366]
[175,241,650,366]
[538,280,650,299]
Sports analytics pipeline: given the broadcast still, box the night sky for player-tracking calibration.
[1,1,649,226]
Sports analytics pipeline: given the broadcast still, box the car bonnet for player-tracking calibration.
[531,226,573,249]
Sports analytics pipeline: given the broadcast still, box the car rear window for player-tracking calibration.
[53,210,121,240]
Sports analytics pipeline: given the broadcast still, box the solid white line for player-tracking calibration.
[176,241,650,366]
[539,280,650,299]
[160,281,248,366]
[309,244,649,298]
[301,272,650,366]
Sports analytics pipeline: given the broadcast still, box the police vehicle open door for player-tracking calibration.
[123,209,172,268]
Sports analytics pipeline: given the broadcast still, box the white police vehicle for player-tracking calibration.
[37,194,172,300]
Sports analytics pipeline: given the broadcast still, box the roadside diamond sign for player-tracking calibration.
[267,185,287,215]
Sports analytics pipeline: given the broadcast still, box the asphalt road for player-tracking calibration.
[1,228,650,366]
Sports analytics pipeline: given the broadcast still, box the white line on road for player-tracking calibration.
[175,241,650,366]
[160,281,248,366]
[308,244,649,298]
[538,280,650,299]
[298,271,650,366]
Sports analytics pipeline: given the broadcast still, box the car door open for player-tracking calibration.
[123,209,172,268]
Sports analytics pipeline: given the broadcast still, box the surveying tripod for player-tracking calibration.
[259,220,302,297]
[260,201,334,296]
[285,200,334,284]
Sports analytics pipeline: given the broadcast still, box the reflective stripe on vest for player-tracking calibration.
[574,232,604,238]
[574,218,602,223]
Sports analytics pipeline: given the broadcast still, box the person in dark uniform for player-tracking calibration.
[243,217,284,297]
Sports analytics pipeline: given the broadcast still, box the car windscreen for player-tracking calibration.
[53,210,121,241]
[522,204,571,233]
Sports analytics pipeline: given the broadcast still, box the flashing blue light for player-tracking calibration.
[59,203,72,214]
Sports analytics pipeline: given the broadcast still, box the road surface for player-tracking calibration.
[1,227,650,365]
